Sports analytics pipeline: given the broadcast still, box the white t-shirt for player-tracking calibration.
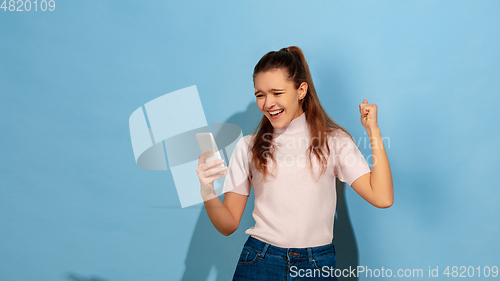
[222,112,371,248]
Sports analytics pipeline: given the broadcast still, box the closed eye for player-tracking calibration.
[255,92,283,98]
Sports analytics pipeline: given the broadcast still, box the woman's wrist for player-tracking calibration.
[201,185,218,202]
[365,125,380,137]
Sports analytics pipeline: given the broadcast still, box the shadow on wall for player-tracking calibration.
[334,180,359,281]
[181,103,359,280]
[181,103,261,281]
[64,272,111,281]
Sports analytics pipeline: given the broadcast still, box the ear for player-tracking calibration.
[298,82,308,100]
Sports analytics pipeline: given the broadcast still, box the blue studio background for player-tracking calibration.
[1,0,499,280]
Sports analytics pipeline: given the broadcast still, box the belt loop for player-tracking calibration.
[333,244,336,256]
[260,243,270,258]
[307,248,313,264]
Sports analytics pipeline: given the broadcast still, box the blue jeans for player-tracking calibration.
[233,236,338,280]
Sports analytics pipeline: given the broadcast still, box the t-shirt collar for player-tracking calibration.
[274,112,307,135]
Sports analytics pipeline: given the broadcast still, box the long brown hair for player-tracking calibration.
[250,46,355,183]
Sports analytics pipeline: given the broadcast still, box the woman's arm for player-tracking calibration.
[203,192,249,236]
[197,152,249,235]
[350,99,394,208]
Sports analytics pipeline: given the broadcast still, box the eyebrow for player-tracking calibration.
[254,88,285,95]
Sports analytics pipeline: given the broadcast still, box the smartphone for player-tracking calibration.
[196,132,225,175]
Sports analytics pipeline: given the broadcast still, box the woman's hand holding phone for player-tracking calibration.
[197,151,229,201]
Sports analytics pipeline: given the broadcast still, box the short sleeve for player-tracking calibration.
[333,132,372,186]
[222,136,252,196]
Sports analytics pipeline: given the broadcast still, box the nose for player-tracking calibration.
[263,95,277,111]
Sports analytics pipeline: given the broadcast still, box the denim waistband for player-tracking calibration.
[244,236,336,263]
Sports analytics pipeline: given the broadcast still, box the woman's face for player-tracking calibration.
[254,68,307,129]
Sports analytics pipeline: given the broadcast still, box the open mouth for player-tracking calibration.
[269,109,284,119]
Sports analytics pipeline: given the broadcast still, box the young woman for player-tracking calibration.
[197,46,393,280]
